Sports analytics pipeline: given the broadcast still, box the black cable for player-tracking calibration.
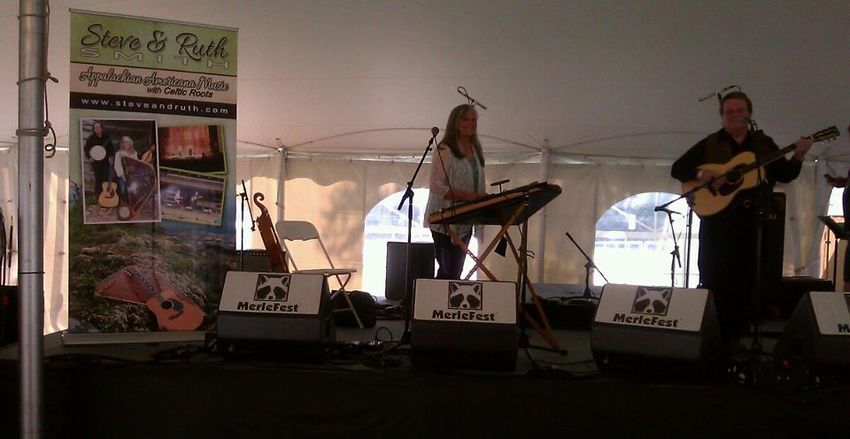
[373,326,394,343]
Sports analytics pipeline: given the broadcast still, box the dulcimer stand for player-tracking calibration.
[430,182,564,354]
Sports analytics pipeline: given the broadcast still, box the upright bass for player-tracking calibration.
[253,192,289,273]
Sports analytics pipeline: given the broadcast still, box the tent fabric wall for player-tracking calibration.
[243,156,826,292]
[0,148,68,334]
[0,150,833,335]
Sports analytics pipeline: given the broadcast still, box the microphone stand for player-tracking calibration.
[238,179,256,270]
[684,206,694,288]
[654,199,683,288]
[397,130,437,343]
[564,232,608,304]
[745,125,770,386]
[0,207,5,286]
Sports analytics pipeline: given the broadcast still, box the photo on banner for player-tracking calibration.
[160,168,226,226]
[80,118,161,224]
[67,10,238,334]
[158,124,227,174]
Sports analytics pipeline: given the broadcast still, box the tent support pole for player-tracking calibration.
[277,146,286,223]
[536,143,551,283]
[18,0,46,437]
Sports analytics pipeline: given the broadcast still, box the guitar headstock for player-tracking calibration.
[810,126,840,143]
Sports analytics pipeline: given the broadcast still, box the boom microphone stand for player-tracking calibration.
[564,232,608,305]
[684,207,694,288]
[654,199,683,288]
[397,127,439,343]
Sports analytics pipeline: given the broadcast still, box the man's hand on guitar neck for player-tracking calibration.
[792,137,813,161]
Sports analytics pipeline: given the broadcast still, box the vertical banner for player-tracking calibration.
[68,10,237,334]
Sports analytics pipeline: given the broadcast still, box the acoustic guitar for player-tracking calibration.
[682,126,839,218]
[97,157,119,209]
[126,267,205,331]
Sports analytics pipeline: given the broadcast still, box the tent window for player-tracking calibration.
[362,189,477,297]
[594,192,699,287]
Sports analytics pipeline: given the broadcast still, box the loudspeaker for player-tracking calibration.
[760,193,786,287]
[385,242,434,301]
[591,284,723,376]
[236,249,272,272]
[0,286,16,347]
[217,271,334,353]
[773,291,850,370]
[768,276,834,320]
[411,279,518,370]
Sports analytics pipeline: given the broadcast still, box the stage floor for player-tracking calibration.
[1,321,847,438]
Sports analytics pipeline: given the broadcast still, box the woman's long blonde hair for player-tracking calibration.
[439,104,484,166]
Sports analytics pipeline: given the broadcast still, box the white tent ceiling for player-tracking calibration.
[0,0,848,161]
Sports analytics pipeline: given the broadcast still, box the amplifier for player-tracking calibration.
[0,286,16,347]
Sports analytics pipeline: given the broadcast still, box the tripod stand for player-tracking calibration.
[564,232,607,308]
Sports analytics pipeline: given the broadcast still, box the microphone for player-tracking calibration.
[743,116,759,132]
[428,127,439,146]
[654,206,680,215]
[457,86,488,110]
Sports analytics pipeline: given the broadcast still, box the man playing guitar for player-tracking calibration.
[671,91,812,354]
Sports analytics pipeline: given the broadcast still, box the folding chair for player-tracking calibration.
[275,220,364,328]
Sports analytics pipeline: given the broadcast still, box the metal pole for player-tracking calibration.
[536,143,551,282]
[18,0,46,438]
[276,146,287,225]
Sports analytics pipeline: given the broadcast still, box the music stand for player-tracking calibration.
[819,216,850,287]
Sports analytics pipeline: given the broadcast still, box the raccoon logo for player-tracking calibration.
[254,274,291,302]
[631,286,672,316]
[448,282,483,310]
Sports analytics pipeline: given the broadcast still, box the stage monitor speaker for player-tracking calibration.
[411,279,518,370]
[0,286,16,347]
[236,249,272,272]
[217,271,334,354]
[385,242,434,301]
[591,284,723,376]
[773,291,850,370]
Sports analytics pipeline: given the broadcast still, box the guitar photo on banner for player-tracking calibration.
[95,265,205,331]
[682,126,840,218]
